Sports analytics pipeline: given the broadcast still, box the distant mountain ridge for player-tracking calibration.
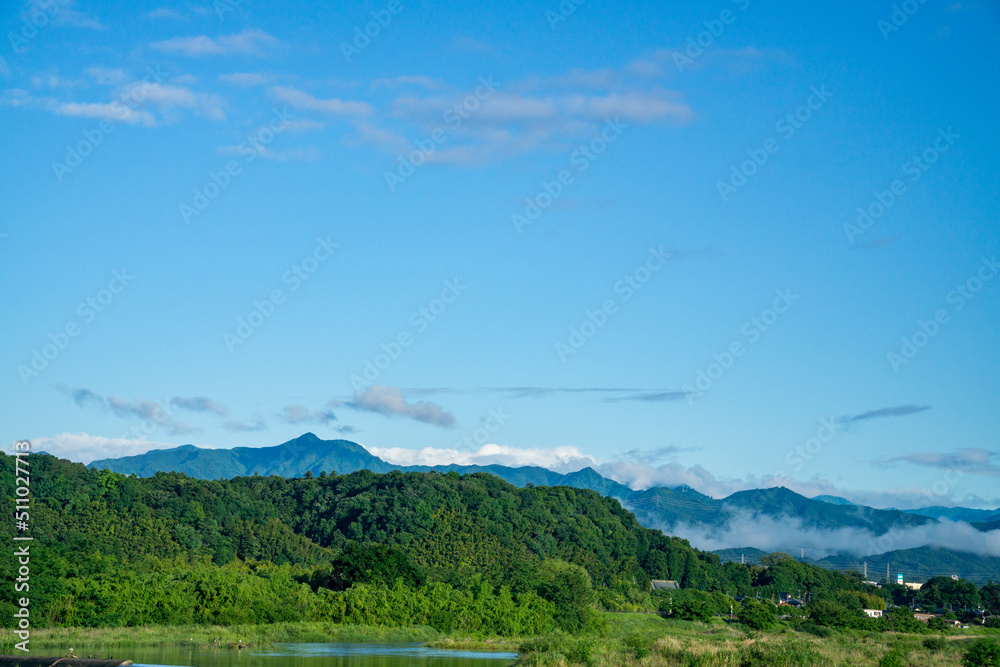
[90,433,997,546]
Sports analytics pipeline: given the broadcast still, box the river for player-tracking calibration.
[74,643,516,667]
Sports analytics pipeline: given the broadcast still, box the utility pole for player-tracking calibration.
[864,562,867,579]
[801,548,804,560]
[886,562,890,585]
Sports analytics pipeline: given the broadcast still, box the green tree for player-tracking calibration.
[963,639,1000,667]
[535,559,597,633]
[739,598,776,630]
[323,542,425,591]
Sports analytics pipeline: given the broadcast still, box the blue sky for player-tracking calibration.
[1,0,998,510]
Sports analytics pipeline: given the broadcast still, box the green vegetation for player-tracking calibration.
[3,451,999,667]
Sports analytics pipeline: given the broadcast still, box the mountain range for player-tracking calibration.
[89,433,1000,582]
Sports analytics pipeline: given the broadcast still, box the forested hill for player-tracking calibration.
[1,451,874,627]
[5,450,710,587]
[88,433,937,538]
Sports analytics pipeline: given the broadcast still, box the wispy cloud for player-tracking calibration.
[277,404,338,426]
[838,405,931,423]
[875,448,1000,478]
[372,75,446,90]
[134,82,227,121]
[24,0,103,29]
[54,101,156,126]
[146,7,187,20]
[55,384,106,410]
[401,386,689,402]
[270,85,373,116]
[151,29,278,57]
[106,396,200,436]
[223,417,268,432]
[170,396,230,416]
[85,67,128,85]
[219,72,277,86]
[346,385,455,428]
[603,391,692,403]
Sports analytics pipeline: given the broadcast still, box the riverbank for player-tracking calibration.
[4,614,996,666]
[0,622,443,651]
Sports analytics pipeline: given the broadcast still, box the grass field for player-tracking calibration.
[3,614,998,666]
[513,613,1000,666]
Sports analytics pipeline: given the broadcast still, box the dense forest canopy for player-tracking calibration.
[2,452,992,633]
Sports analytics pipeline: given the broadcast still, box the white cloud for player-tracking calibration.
[151,29,277,57]
[368,443,598,472]
[135,82,227,121]
[219,72,277,86]
[6,433,198,465]
[55,101,156,126]
[85,67,128,85]
[271,85,372,116]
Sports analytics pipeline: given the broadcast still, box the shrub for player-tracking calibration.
[622,633,650,660]
[739,641,821,667]
[963,639,1000,667]
[880,646,907,667]
[923,637,946,651]
[799,622,833,638]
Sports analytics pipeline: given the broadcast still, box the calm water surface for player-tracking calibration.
[83,643,515,667]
